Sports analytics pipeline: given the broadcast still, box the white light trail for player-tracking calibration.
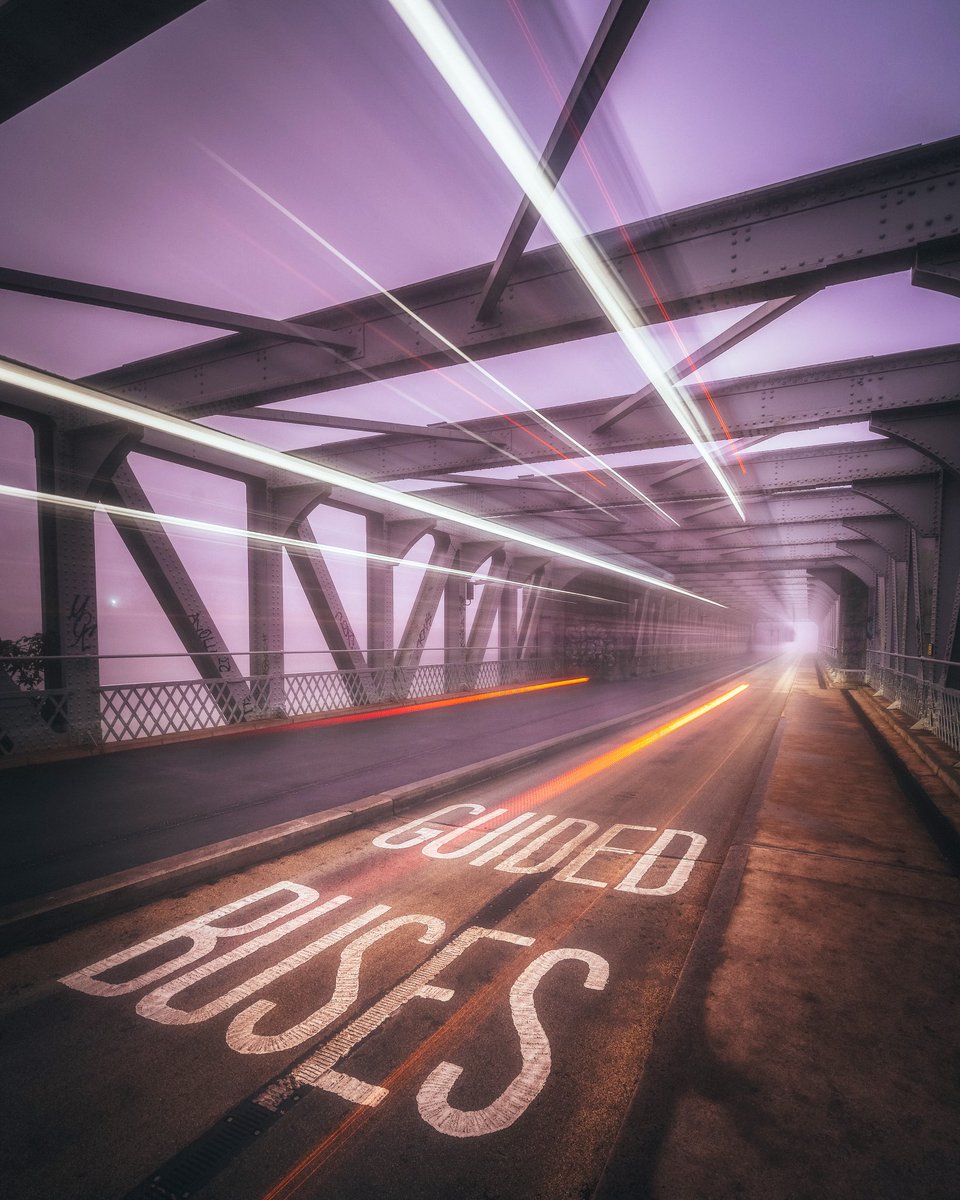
[200,146,677,526]
[387,0,745,521]
[0,482,625,607]
[0,358,723,605]
[249,371,618,521]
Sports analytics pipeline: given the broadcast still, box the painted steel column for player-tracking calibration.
[34,423,136,744]
[466,552,508,671]
[247,481,285,715]
[287,520,367,673]
[934,472,960,686]
[499,560,518,669]
[443,548,468,692]
[517,567,547,662]
[366,513,394,678]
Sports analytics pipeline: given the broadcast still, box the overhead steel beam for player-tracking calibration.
[644,437,771,488]
[843,538,888,575]
[853,475,940,538]
[0,267,359,353]
[869,403,960,475]
[0,0,204,124]
[85,138,960,417]
[593,293,816,433]
[912,247,960,300]
[476,0,652,321]
[842,515,909,560]
[414,441,931,521]
[296,344,960,482]
[230,408,497,443]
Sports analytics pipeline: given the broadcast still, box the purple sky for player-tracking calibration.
[1,0,958,666]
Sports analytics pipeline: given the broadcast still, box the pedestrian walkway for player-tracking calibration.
[597,664,959,1200]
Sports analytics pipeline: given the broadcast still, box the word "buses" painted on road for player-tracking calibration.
[373,803,706,895]
[60,882,607,1137]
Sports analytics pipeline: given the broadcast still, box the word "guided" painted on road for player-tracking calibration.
[373,803,707,895]
[60,881,607,1136]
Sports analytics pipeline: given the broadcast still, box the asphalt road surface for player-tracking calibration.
[1,655,762,903]
[1,657,798,1200]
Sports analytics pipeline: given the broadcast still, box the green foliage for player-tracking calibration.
[0,632,47,690]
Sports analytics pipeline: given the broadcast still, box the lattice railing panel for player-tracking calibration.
[1,657,559,757]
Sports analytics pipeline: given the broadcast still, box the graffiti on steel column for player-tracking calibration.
[58,819,705,1139]
[415,614,433,649]
[187,610,232,675]
[67,593,97,651]
[333,608,356,649]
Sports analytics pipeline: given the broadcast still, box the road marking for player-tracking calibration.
[417,946,608,1137]
[373,805,707,895]
[227,912,446,1055]
[291,925,535,1107]
[60,881,324,997]
[136,893,355,1025]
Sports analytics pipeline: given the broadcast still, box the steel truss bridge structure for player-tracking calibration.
[1,0,959,759]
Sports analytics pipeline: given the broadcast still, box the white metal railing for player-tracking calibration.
[864,649,960,756]
[817,644,867,688]
[0,657,555,758]
[0,640,754,760]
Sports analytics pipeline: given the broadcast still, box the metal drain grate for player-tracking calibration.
[124,1089,308,1200]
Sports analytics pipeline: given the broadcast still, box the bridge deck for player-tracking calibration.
[0,659,956,1200]
[1,656,757,905]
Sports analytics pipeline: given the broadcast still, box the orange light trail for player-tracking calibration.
[257,681,750,1199]
[504,681,749,810]
[505,0,746,474]
[232,672,588,734]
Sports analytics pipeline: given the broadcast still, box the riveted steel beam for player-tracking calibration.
[85,138,960,418]
[0,267,359,353]
[869,403,960,475]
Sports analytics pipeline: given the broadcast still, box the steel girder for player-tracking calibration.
[869,403,960,475]
[289,345,960,482]
[0,268,359,353]
[395,535,455,673]
[412,441,933,523]
[477,0,653,319]
[82,138,960,418]
[0,1,204,124]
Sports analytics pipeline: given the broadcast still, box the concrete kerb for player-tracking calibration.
[0,660,766,953]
